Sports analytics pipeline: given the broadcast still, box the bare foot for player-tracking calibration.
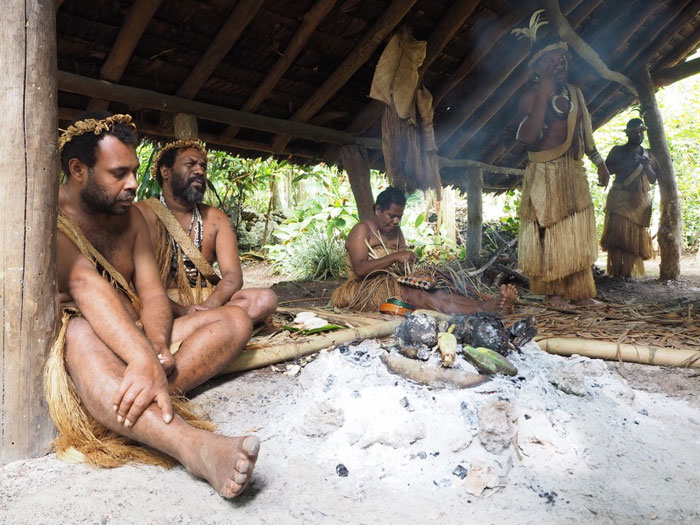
[481,284,518,314]
[571,298,602,307]
[546,295,574,310]
[187,433,260,498]
[498,284,518,313]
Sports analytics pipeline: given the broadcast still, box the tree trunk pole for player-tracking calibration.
[1,0,59,462]
[339,144,374,221]
[465,168,483,266]
[634,67,681,280]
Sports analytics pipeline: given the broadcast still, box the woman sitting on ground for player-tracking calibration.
[330,187,517,314]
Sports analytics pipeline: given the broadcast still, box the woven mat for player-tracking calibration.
[504,299,700,351]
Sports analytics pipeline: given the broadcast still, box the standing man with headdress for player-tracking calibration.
[600,118,657,280]
[135,140,277,322]
[48,112,259,498]
[513,11,610,308]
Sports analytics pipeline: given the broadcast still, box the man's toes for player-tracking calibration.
[233,471,248,485]
[221,481,242,499]
[242,436,260,457]
[235,457,251,474]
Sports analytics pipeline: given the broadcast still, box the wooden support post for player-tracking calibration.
[173,113,199,139]
[270,0,416,153]
[634,68,681,280]
[339,144,374,221]
[220,0,337,142]
[1,0,58,462]
[465,168,483,266]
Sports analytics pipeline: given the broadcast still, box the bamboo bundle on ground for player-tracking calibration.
[536,337,700,368]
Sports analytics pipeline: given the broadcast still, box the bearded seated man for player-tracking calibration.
[330,188,517,315]
[48,112,259,499]
[135,139,277,323]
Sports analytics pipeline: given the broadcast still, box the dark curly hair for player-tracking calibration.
[60,111,139,177]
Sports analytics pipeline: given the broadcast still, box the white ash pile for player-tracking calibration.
[288,333,643,500]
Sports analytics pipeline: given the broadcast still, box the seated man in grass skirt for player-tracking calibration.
[600,118,657,280]
[514,11,610,309]
[330,187,517,314]
[46,111,258,499]
[135,139,277,323]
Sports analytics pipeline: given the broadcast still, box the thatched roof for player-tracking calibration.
[56,0,700,188]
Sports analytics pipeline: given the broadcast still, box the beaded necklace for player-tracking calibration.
[161,195,205,286]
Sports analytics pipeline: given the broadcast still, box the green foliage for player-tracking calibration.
[135,141,160,200]
[268,233,346,280]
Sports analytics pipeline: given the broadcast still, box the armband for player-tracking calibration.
[589,150,604,166]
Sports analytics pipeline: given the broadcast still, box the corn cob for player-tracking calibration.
[438,324,457,367]
[462,345,517,376]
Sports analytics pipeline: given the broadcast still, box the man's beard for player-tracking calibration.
[171,169,206,204]
[80,171,134,215]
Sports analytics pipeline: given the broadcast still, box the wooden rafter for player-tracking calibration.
[432,4,535,108]
[88,0,163,111]
[176,0,264,99]
[653,57,700,87]
[269,0,416,153]
[586,0,696,117]
[220,0,337,142]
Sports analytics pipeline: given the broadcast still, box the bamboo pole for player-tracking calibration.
[219,318,403,374]
[1,0,58,462]
[536,337,700,368]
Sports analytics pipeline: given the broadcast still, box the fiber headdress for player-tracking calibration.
[151,139,208,180]
[511,9,568,69]
[58,114,137,154]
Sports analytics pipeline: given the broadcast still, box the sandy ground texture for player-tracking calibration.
[2,335,700,524]
[3,256,700,524]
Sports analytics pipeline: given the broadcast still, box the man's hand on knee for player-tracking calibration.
[111,354,173,427]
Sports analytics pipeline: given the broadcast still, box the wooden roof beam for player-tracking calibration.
[269,0,417,153]
[220,0,338,142]
[176,0,264,99]
[652,19,700,71]
[432,3,536,108]
[58,71,381,149]
[88,0,163,111]
[653,57,700,88]
[59,107,320,160]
